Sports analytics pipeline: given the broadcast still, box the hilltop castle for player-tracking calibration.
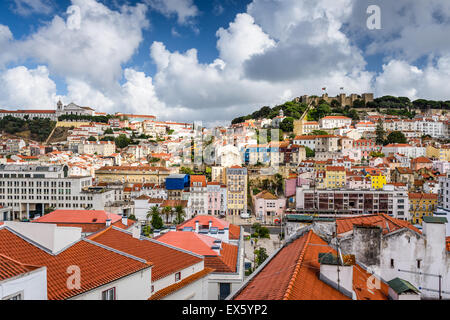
[294,93,374,107]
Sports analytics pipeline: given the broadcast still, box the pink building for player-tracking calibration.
[353,139,378,158]
[253,191,286,224]
[207,182,227,216]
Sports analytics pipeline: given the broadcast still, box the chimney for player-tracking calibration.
[195,220,199,233]
[319,252,355,299]
[132,223,141,239]
[387,277,421,300]
[223,227,229,242]
[209,220,213,230]
[169,226,176,232]
[422,216,447,253]
[211,244,221,255]
[121,215,128,226]
[105,219,111,227]
[153,229,161,237]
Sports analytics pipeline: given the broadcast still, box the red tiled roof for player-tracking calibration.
[149,267,214,300]
[33,210,120,224]
[161,200,188,207]
[0,228,150,300]
[408,193,438,200]
[88,227,202,281]
[190,175,207,187]
[0,254,41,281]
[156,232,238,273]
[233,230,388,300]
[446,237,450,252]
[336,213,421,235]
[177,215,241,240]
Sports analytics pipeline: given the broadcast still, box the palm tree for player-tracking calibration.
[162,206,172,224]
[146,206,159,224]
[174,205,186,225]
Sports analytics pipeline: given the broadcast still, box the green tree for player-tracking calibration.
[44,207,55,215]
[114,134,131,148]
[173,205,186,224]
[305,146,315,158]
[87,136,97,141]
[161,206,173,224]
[386,131,407,145]
[104,128,114,134]
[180,167,194,175]
[280,117,294,132]
[148,207,164,230]
[254,247,269,268]
[375,120,385,145]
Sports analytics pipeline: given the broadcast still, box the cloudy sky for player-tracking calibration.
[0,0,450,126]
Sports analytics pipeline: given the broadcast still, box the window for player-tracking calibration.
[390,259,394,268]
[3,292,22,300]
[175,272,181,282]
[417,259,421,269]
[102,287,116,300]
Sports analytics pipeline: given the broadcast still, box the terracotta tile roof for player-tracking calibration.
[336,213,421,235]
[255,190,278,200]
[161,200,188,208]
[233,230,388,300]
[0,254,41,281]
[156,232,238,273]
[33,210,121,225]
[446,237,450,252]
[408,193,438,200]
[411,156,433,164]
[190,175,207,187]
[326,166,345,172]
[177,215,241,240]
[88,227,202,281]
[148,268,214,300]
[0,228,150,300]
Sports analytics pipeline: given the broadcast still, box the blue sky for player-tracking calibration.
[0,0,449,124]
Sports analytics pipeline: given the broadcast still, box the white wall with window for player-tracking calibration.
[0,266,47,300]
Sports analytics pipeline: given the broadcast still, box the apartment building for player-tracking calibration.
[95,165,170,184]
[408,193,438,224]
[0,164,114,220]
[77,141,116,156]
[226,166,248,216]
[325,166,346,189]
[295,185,410,220]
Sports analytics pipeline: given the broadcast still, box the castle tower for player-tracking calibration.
[57,100,63,111]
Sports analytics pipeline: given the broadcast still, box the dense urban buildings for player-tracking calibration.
[1,94,449,301]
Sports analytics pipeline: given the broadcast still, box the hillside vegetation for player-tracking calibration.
[0,116,56,142]
[231,95,450,130]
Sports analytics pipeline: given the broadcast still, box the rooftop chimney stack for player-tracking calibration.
[319,252,355,299]
[132,224,141,239]
[121,215,128,226]
[195,220,199,233]
[105,219,111,227]
[209,220,213,230]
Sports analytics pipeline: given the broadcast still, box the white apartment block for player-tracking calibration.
[77,141,116,156]
[295,184,410,220]
[0,164,114,220]
[383,119,445,138]
[319,116,352,129]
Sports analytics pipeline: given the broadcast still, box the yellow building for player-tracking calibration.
[439,146,450,161]
[369,174,387,189]
[95,165,170,184]
[408,193,438,224]
[325,166,346,189]
[226,166,248,216]
[426,145,450,161]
